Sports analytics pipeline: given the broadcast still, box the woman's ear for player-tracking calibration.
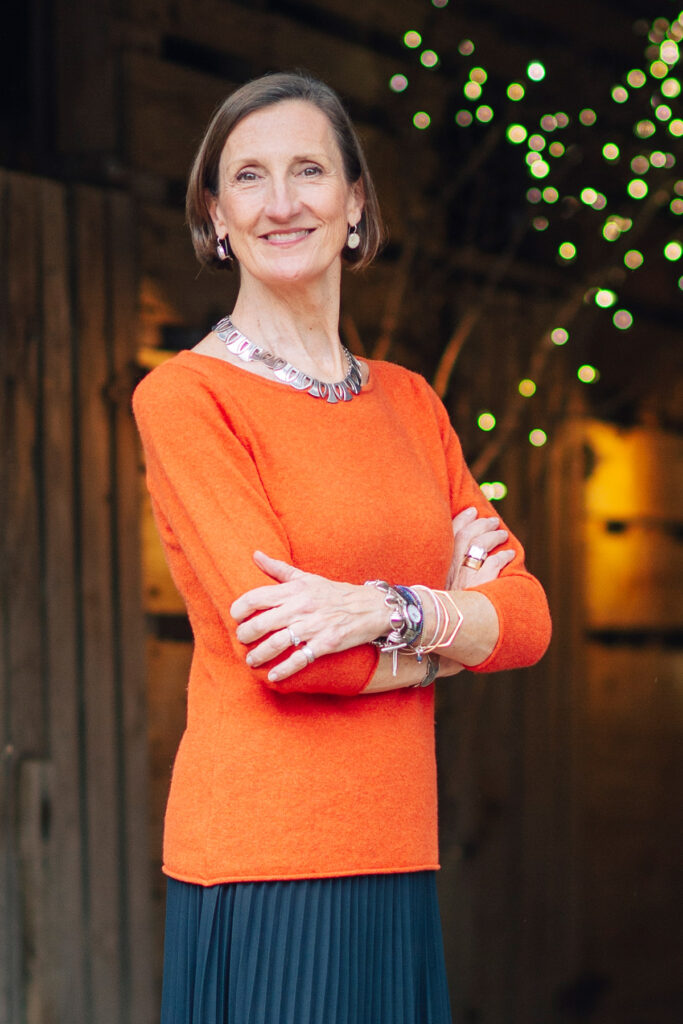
[348,180,365,226]
[205,189,227,237]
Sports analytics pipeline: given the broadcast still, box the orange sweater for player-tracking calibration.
[133,351,551,885]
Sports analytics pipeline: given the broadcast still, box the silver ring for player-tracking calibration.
[288,627,302,647]
[463,544,488,570]
[301,644,316,664]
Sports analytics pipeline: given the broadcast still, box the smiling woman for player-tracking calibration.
[133,70,551,1024]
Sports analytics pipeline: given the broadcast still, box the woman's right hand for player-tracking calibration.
[445,505,515,591]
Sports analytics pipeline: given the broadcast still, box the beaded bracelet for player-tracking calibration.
[364,580,424,674]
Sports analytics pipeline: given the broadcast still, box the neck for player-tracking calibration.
[230,270,346,380]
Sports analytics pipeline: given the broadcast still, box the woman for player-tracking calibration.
[133,71,551,1024]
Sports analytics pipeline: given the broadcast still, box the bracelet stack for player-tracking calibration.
[364,579,464,679]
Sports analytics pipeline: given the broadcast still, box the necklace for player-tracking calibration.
[212,315,363,404]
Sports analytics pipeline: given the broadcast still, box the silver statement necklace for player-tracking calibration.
[212,315,363,404]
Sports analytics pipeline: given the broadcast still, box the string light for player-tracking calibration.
[421,50,440,68]
[595,289,617,307]
[627,178,649,198]
[403,30,422,48]
[527,61,546,81]
[624,249,644,269]
[613,310,634,329]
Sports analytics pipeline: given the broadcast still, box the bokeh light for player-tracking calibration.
[670,119,683,137]
[404,30,422,48]
[530,160,550,178]
[518,379,537,397]
[612,86,629,103]
[420,50,439,68]
[464,81,482,100]
[529,134,546,151]
[529,429,548,447]
[470,67,488,83]
[650,151,667,167]
[627,178,649,198]
[507,83,525,101]
[580,108,597,125]
[507,124,528,143]
[551,327,569,345]
[527,61,546,81]
[480,482,508,501]
[477,412,496,431]
[650,59,668,78]
[476,105,494,122]
[656,104,673,121]
[635,119,656,137]
[558,242,577,260]
[664,240,683,260]
[540,114,557,130]
[555,112,570,128]
[577,365,599,383]
[548,141,565,157]
[458,39,475,55]
[627,69,647,87]
[413,111,431,129]
[631,155,649,173]
[526,188,542,203]
[595,289,617,308]
[603,143,620,160]
[624,249,644,269]
[389,74,409,92]
[613,310,634,330]
[543,187,559,203]
[580,187,598,204]
[662,78,681,97]
[671,198,683,214]
[661,40,680,63]
[455,110,473,127]
[533,216,549,231]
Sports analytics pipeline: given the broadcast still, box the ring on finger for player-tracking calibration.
[287,627,302,647]
[301,643,316,665]
[463,543,488,570]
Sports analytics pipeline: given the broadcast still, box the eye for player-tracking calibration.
[301,165,323,177]
[235,169,259,183]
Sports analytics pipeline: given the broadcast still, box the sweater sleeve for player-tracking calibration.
[424,382,552,672]
[133,361,377,696]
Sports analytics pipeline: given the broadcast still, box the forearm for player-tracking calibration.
[419,588,500,667]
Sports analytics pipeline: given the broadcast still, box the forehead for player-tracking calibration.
[223,99,339,162]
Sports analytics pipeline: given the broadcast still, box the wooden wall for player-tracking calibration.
[0,170,153,1024]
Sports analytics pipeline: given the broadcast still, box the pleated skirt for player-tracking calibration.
[161,871,453,1024]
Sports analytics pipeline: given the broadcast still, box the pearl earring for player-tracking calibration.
[346,223,360,250]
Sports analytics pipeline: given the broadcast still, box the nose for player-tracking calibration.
[263,174,302,222]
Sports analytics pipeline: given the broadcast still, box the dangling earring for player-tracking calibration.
[216,236,233,262]
[346,223,360,250]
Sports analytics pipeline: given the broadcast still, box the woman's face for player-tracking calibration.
[208,99,364,288]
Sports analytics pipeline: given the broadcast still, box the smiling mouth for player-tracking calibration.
[261,229,314,242]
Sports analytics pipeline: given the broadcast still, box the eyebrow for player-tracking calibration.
[226,152,329,169]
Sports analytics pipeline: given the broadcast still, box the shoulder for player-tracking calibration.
[132,352,228,425]
[366,359,450,424]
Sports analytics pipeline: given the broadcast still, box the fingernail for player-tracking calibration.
[268,670,279,682]
[465,507,477,517]
[245,654,253,666]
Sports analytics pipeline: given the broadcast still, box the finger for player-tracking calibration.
[267,643,317,683]
[454,516,501,550]
[472,548,516,585]
[236,606,298,644]
[230,582,292,622]
[451,506,478,534]
[246,627,297,668]
[468,527,509,553]
[253,550,305,583]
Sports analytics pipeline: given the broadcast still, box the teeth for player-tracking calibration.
[265,230,310,241]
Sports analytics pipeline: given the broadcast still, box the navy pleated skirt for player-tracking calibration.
[161,871,452,1024]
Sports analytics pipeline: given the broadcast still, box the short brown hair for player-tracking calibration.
[186,71,385,271]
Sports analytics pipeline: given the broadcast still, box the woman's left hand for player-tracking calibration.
[230,551,389,682]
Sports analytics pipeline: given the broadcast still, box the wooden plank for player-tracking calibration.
[18,759,54,1024]
[108,188,155,1023]
[75,185,123,1024]
[41,176,90,1024]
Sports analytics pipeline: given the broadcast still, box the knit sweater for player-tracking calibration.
[133,351,551,885]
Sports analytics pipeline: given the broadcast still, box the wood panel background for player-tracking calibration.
[0,170,153,1024]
